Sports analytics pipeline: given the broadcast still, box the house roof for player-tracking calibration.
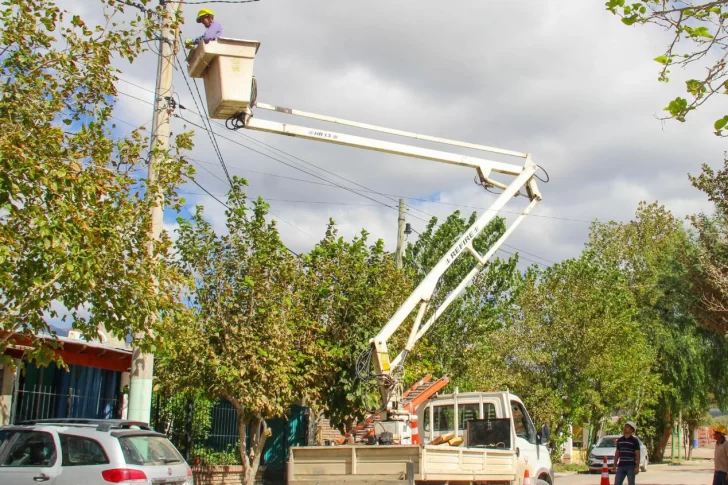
[1,331,132,373]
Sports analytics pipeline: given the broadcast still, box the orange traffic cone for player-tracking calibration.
[600,456,610,485]
[411,418,420,445]
[523,468,531,485]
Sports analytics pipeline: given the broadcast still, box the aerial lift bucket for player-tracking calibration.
[186,37,260,120]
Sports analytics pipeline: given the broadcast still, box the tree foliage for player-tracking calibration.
[606,0,728,134]
[0,0,192,365]
[461,258,656,458]
[586,202,728,459]
[402,211,520,385]
[161,179,301,485]
[688,156,728,337]
[298,223,411,432]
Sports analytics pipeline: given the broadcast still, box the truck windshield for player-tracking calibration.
[423,403,497,432]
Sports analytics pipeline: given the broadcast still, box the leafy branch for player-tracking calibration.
[607,0,728,134]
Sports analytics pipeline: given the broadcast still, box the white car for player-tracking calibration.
[588,434,649,473]
[0,419,193,485]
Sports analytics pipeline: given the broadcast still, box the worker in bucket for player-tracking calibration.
[714,425,728,485]
[185,9,223,48]
[613,421,640,485]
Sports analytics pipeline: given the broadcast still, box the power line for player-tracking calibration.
[116,78,587,225]
[111,92,563,264]
[502,243,557,265]
[172,112,433,224]
[185,178,301,256]
[497,248,549,268]
[174,54,232,186]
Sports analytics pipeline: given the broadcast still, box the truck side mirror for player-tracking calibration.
[540,424,550,443]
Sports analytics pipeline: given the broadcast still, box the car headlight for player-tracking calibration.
[589,454,595,459]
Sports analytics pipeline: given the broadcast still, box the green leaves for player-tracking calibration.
[0,0,192,365]
[664,97,690,121]
[608,0,728,135]
[714,115,728,133]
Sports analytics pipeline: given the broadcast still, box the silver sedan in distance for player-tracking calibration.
[588,434,649,473]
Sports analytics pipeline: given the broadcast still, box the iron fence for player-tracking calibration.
[11,385,120,423]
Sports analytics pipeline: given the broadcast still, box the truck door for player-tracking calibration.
[510,400,538,478]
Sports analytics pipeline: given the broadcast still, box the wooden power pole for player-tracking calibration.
[128,0,181,423]
[396,199,406,269]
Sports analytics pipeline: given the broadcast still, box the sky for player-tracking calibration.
[78,0,727,269]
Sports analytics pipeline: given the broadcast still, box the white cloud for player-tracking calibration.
[66,0,725,268]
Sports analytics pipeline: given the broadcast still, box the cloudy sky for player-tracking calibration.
[83,0,726,268]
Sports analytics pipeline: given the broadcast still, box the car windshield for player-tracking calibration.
[597,437,618,447]
[118,435,183,466]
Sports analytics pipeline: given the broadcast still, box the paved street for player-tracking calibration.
[556,460,717,485]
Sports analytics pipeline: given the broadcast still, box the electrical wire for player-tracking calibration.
[172,112,432,223]
[174,54,233,187]
[112,92,564,264]
[186,177,301,256]
[216,113,437,221]
[117,77,579,224]
[535,165,550,184]
[502,243,557,265]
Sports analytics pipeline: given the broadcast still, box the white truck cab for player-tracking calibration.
[419,391,554,485]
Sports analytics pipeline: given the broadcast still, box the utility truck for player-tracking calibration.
[187,37,553,485]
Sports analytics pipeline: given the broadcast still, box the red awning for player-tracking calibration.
[1,331,132,373]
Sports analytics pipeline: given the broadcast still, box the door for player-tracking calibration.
[510,400,539,478]
[54,433,111,485]
[0,430,60,485]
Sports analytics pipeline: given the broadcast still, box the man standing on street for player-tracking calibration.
[614,421,640,485]
[714,425,728,485]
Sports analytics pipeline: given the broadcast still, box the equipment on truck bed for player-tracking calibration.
[186,37,544,445]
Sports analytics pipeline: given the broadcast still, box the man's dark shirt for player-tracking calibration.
[616,435,640,466]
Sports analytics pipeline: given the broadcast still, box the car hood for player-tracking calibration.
[591,447,616,456]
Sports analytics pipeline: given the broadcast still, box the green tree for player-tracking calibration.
[402,211,520,385]
[161,179,302,485]
[297,223,412,432]
[463,258,656,459]
[687,156,728,337]
[606,0,728,135]
[0,0,192,365]
[586,202,728,460]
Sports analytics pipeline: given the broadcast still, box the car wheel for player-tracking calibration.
[536,479,550,485]
[641,459,648,472]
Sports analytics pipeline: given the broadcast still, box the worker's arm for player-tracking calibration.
[202,22,223,43]
[634,448,640,473]
[613,448,619,470]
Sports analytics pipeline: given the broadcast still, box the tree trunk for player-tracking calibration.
[247,416,271,485]
[237,410,249,484]
[654,423,672,463]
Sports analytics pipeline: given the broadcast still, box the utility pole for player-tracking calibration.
[128,0,181,423]
[395,199,406,269]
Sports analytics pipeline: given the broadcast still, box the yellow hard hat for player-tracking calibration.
[715,425,728,435]
[196,8,214,23]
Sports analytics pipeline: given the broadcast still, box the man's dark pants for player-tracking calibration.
[714,470,727,485]
[615,464,636,485]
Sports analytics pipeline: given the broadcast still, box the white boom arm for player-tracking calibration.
[242,104,542,410]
